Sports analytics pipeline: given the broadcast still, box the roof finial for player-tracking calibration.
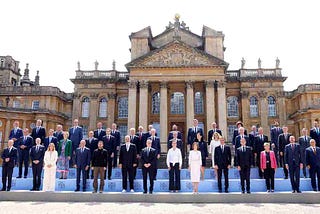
[35,70,40,86]
[23,63,30,80]
[77,61,81,70]
[112,60,116,70]
[276,57,280,68]
[258,58,262,69]
[94,60,99,70]
[241,57,246,69]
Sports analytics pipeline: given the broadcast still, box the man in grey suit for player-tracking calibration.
[69,119,83,165]
[298,128,311,178]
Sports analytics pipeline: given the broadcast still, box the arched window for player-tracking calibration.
[118,97,128,118]
[249,96,258,117]
[170,92,185,114]
[268,96,277,117]
[152,92,160,114]
[194,92,204,114]
[99,97,108,118]
[227,96,239,117]
[81,97,90,118]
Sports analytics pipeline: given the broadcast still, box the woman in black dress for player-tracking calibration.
[195,132,208,180]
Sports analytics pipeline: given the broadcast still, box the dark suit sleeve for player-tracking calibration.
[284,146,288,165]
[140,150,146,165]
[305,149,310,166]
[214,147,219,166]
[40,149,45,162]
[133,145,137,164]
[119,147,123,165]
[87,149,91,166]
[227,147,231,166]
[204,141,208,158]
[234,149,239,166]
[29,148,34,161]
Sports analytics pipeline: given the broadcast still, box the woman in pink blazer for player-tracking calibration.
[260,143,277,192]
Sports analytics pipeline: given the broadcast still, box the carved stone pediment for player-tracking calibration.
[126,40,228,68]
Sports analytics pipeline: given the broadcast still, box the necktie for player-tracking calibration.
[73,127,76,134]
[292,144,295,151]
[49,137,52,143]
[36,146,39,152]
[261,135,263,141]
[313,148,317,155]
[81,148,84,153]
[243,146,245,152]
[221,145,224,153]
[9,148,11,153]
[98,129,101,136]
[305,136,307,143]
[139,133,142,140]
[14,128,17,135]
[24,136,26,143]
[36,127,39,134]
[147,148,150,156]
[126,144,129,151]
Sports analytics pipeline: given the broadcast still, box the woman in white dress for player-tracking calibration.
[209,132,221,179]
[43,143,58,192]
[188,142,202,194]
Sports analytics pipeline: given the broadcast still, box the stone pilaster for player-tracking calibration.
[5,119,11,146]
[89,93,99,131]
[258,91,268,134]
[217,81,227,140]
[240,90,249,125]
[276,91,286,127]
[107,92,117,128]
[127,80,138,129]
[160,81,168,150]
[139,80,149,130]
[186,81,194,130]
[205,80,215,133]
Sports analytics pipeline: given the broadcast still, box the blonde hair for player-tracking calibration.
[47,143,56,151]
[213,132,222,140]
[63,131,69,139]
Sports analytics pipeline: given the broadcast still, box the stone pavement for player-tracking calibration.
[0,202,320,214]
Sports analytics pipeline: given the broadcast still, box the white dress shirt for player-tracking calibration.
[166,148,182,168]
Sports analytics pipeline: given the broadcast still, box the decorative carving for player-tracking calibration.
[241,57,245,69]
[258,91,267,98]
[240,90,249,98]
[166,14,189,31]
[90,93,99,99]
[185,80,194,89]
[77,61,80,70]
[276,57,280,69]
[128,80,137,89]
[107,92,117,99]
[275,90,285,98]
[73,92,81,99]
[205,80,215,88]
[139,80,149,89]
[160,81,168,89]
[94,60,99,70]
[258,58,262,69]
[217,81,226,88]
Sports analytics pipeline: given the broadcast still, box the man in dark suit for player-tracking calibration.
[17,128,33,178]
[146,124,157,138]
[254,127,268,178]
[53,124,64,142]
[187,119,204,149]
[141,139,157,194]
[74,140,91,192]
[285,136,303,193]
[44,129,58,150]
[29,138,45,191]
[310,119,320,147]
[111,123,121,168]
[234,127,250,149]
[249,125,258,150]
[167,131,183,150]
[278,126,291,179]
[94,122,106,141]
[235,138,253,194]
[1,140,17,191]
[102,128,116,180]
[306,139,320,191]
[148,128,161,180]
[232,121,247,147]
[85,130,98,179]
[136,125,148,148]
[129,128,140,179]
[214,137,231,193]
[69,119,83,165]
[119,135,137,192]
[9,120,23,148]
[207,122,222,144]
[270,121,283,164]
[299,128,312,178]
[168,124,183,142]
[31,119,46,144]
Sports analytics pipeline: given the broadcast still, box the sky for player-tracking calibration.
[1,0,319,93]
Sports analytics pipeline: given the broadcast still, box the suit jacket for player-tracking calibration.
[9,128,23,142]
[167,131,182,142]
[31,126,46,143]
[136,131,148,148]
[102,135,116,153]
[306,146,320,168]
[57,139,72,157]
[92,148,108,167]
[130,135,141,154]
[253,135,268,154]
[298,136,312,152]
[278,133,291,153]
[207,129,222,143]
[29,145,45,165]
[85,137,98,157]
[111,130,121,147]
[234,135,250,149]
[232,129,248,146]
[249,131,258,148]
[260,151,277,169]
[235,146,253,168]
[69,126,83,149]
[53,131,64,142]
[195,139,208,159]
[140,147,157,167]
[214,145,231,169]
[187,127,203,146]
[75,147,91,167]
[284,143,302,167]
[167,138,183,150]
[94,129,106,141]
[310,128,320,147]
[44,136,58,151]
[1,147,18,168]
[119,143,137,168]
[18,135,33,153]
[148,136,161,156]
[270,127,283,147]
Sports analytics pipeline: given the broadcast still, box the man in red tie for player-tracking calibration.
[102,128,115,180]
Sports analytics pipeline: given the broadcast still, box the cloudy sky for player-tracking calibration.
[1,0,319,93]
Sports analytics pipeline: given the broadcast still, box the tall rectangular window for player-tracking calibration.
[32,100,40,110]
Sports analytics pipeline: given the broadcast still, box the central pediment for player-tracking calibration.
[126,40,228,69]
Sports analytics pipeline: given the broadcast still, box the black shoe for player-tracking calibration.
[6,188,10,191]
[92,190,97,193]
[108,177,111,180]
[74,189,80,192]
[241,191,245,194]
[247,191,251,194]
[143,191,147,194]
[267,190,270,193]
[24,176,27,179]
[313,189,317,192]
[36,188,40,191]
[218,189,222,193]
[292,190,296,193]
[284,176,288,179]
[149,191,153,194]
[16,176,22,179]
[225,190,229,193]
[30,188,36,191]
[271,190,274,193]
[1,188,6,191]
[154,178,157,181]
[297,190,302,193]
[82,189,86,192]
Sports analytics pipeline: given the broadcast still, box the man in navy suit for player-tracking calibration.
[232,121,247,147]
[129,128,140,179]
[310,119,320,147]
[168,131,183,150]
[29,138,45,191]
[214,137,231,193]
[1,140,17,191]
[168,124,183,142]
[85,131,98,179]
[270,121,283,164]
[31,119,46,144]
[9,120,23,148]
[207,122,222,143]
[254,127,268,178]
[285,136,303,193]
[278,126,291,179]
[53,124,64,142]
[136,125,148,148]
[69,119,83,165]
[249,126,258,150]
[74,140,91,192]
[299,128,312,178]
[234,127,250,149]
[44,129,58,150]
[141,139,157,194]
[17,128,33,178]
[102,128,116,180]
[119,135,137,192]
[306,139,320,191]
[146,124,157,138]
[187,119,204,149]
[111,123,121,168]
[148,128,161,180]
[94,122,106,141]
[235,138,253,194]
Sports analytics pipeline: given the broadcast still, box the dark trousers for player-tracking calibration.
[113,149,118,168]
[142,166,154,192]
[93,167,105,191]
[122,167,134,190]
[300,150,307,177]
[256,154,263,178]
[32,163,43,189]
[217,167,229,191]
[239,166,250,192]
[279,154,288,177]
[309,166,320,191]
[104,152,113,179]
[18,150,29,177]
[169,163,181,191]
[154,159,158,179]
[263,167,275,190]
[2,166,13,190]
[86,169,94,179]
[289,165,300,191]
[76,166,87,190]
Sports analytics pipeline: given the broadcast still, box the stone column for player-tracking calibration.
[276,91,286,127]
[89,93,99,131]
[160,81,168,151]
[5,119,11,145]
[107,92,117,128]
[72,92,81,120]
[22,120,27,129]
[186,81,194,130]
[127,80,138,129]
[217,81,227,140]
[259,91,268,135]
[139,80,149,130]
[205,80,215,133]
[240,90,249,125]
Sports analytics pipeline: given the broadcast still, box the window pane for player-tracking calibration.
[228,125,237,142]
[82,125,88,139]
[249,96,258,117]
[268,96,276,117]
[99,97,107,118]
[152,122,160,138]
[13,100,20,108]
[118,97,128,118]
[227,96,239,117]
[118,125,128,143]
[152,92,160,114]
[170,92,185,114]
[82,97,90,118]
[194,92,204,114]
[32,100,40,110]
